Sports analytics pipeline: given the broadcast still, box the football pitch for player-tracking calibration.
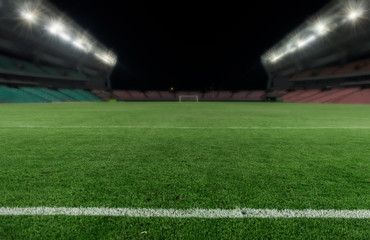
[0,102,369,239]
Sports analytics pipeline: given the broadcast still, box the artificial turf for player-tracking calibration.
[0,102,369,239]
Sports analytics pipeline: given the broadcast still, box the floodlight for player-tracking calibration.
[59,32,71,42]
[315,22,328,35]
[47,21,64,35]
[73,40,85,50]
[21,10,37,23]
[94,51,117,66]
[19,3,40,24]
[72,38,92,52]
[288,46,297,53]
[297,35,317,49]
[270,53,282,63]
[347,9,363,21]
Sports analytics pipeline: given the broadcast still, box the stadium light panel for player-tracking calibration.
[21,10,37,23]
[314,22,329,35]
[47,21,64,35]
[59,32,71,42]
[72,40,85,50]
[270,53,283,63]
[72,39,92,52]
[348,10,362,21]
[94,52,117,66]
[297,35,317,49]
[19,3,41,24]
[347,2,364,22]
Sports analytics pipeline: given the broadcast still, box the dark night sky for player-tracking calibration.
[51,0,330,91]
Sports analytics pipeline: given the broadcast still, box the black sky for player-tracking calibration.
[51,0,330,91]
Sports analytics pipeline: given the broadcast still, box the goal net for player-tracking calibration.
[179,95,199,102]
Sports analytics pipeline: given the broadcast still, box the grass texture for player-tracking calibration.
[0,102,369,239]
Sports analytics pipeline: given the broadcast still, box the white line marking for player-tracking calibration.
[1,126,370,130]
[0,207,369,219]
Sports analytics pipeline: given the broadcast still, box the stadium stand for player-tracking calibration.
[128,90,147,99]
[0,85,45,103]
[203,91,219,99]
[231,91,251,100]
[108,90,266,101]
[0,85,103,103]
[336,88,370,104]
[38,88,75,102]
[0,54,88,80]
[91,90,113,101]
[280,87,370,104]
[158,91,176,99]
[246,91,265,99]
[113,90,131,99]
[261,1,370,105]
[74,89,101,101]
[0,0,117,103]
[188,91,203,98]
[20,87,61,102]
[145,91,161,99]
[174,91,189,99]
[59,89,100,102]
[217,91,233,99]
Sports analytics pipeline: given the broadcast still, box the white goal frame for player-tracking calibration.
[179,95,199,102]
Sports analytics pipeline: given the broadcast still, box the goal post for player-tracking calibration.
[179,95,199,102]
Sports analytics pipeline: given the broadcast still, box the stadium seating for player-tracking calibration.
[189,91,203,98]
[280,88,370,104]
[5,84,370,104]
[20,87,59,102]
[231,91,252,100]
[299,89,342,103]
[0,85,105,103]
[64,70,87,79]
[323,88,361,104]
[246,91,265,99]
[38,88,75,102]
[145,91,161,99]
[113,90,131,99]
[217,91,233,99]
[128,90,146,99]
[291,70,313,78]
[158,91,175,99]
[290,57,370,81]
[285,89,321,103]
[317,66,339,77]
[0,85,45,103]
[92,90,112,101]
[203,91,219,99]
[74,89,101,101]
[174,91,189,98]
[335,89,370,104]
[282,90,306,102]
[0,55,24,72]
[0,55,87,81]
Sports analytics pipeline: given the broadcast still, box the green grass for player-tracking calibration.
[0,102,369,239]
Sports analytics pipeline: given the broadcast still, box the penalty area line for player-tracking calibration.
[0,207,369,219]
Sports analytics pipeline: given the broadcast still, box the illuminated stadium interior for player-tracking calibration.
[0,1,369,239]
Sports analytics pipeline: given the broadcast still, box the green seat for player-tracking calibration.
[0,55,24,73]
[74,89,101,101]
[38,88,75,102]
[40,66,64,77]
[14,60,46,75]
[0,86,47,103]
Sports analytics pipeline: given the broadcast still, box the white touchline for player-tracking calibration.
[0,207,369,219]
[1,126,370,130]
